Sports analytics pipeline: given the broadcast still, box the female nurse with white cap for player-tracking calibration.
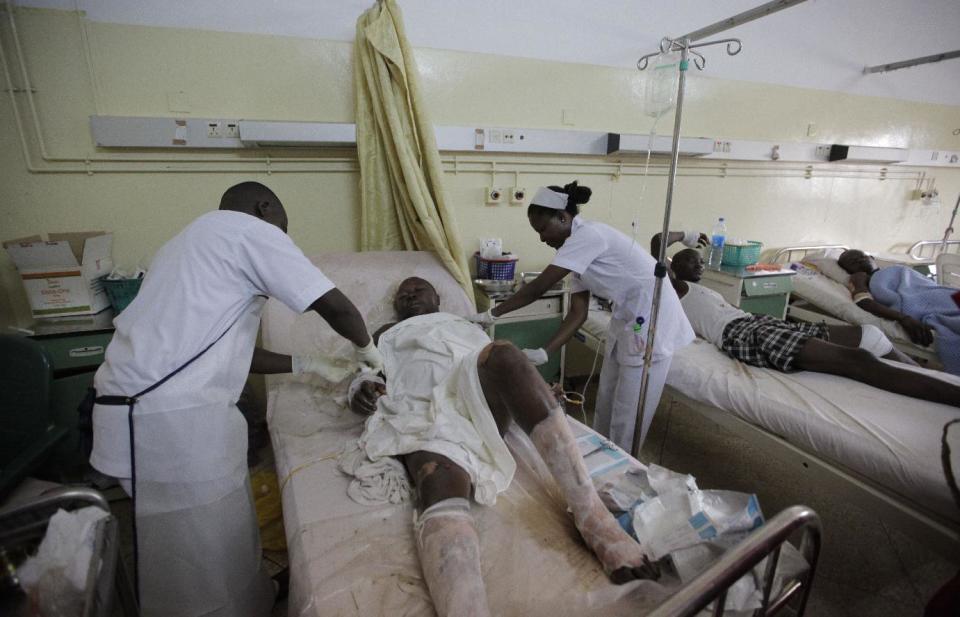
[470,181,694,451]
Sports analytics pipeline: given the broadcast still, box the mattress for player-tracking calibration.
[667,339,960,523]
[789,271,911,342]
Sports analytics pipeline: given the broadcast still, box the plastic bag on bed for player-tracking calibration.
[625,473,807,614]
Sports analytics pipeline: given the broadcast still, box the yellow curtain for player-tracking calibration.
[354,0,474,303]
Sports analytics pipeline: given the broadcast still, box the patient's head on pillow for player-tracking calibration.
[837,249,878,276]
[394,277,441,320]
[801,249,852,285]
[671,248,705,283]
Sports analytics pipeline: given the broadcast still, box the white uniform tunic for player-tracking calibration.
[551,217,694,450]
[361,312,515,506]
[92,210,334,617]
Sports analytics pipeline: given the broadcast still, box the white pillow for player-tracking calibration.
[801,250,851,286]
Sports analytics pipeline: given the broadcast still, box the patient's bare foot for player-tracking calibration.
[574,491,661,583]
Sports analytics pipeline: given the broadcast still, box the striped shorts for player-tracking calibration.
[720,315,829,372]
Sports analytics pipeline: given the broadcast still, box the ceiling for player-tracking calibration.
[21,0,960,106]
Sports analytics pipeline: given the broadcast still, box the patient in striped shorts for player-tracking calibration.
[666,246,960,408]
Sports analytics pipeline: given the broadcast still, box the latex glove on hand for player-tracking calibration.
[467,309,496,327]
[682,230,709,249]
[291,355,356,382]
[523,348,549,366]
[354,340,385,372]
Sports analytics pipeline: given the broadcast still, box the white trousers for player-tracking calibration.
[593,350,672,453]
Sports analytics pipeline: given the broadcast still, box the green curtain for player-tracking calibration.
[354,0,474,303]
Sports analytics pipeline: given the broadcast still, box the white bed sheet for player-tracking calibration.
[261,252,674,616]
[668,339,960,523]
[790,271,911,342]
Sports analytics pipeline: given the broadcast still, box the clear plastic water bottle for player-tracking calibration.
[708,217,727,269]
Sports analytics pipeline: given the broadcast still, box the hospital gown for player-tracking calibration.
[360,312,516,505]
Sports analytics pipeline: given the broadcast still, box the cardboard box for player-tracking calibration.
[4,232,114,318]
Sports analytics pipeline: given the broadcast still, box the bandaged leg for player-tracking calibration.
[415,498,491,617]
[530,406,659,583]
[859,324,894,357]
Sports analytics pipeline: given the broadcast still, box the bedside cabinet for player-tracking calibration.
[475,287,568,384]
[17,310,115,481]
[700,266,796,319]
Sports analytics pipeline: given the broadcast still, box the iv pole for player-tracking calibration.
[630,0,809,459]
[941,193,960,255]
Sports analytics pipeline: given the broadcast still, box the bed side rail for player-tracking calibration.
[649,505,822,617]
[771,245,849,264]
[908,239,960,261]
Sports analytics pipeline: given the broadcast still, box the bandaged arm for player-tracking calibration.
[348,372,386,415]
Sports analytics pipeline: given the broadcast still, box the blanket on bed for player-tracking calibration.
[871,266,960,375]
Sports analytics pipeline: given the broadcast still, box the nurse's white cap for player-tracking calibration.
[530,187,569,211]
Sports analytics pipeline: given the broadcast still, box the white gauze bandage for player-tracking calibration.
[414,498,491,617]
[859,324,894,357]
[529,407,651,577]
[347,372,385,403]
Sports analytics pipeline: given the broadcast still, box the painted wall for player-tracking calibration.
[2,7,959,326]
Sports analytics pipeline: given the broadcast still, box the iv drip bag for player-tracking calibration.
[644,52,680,119]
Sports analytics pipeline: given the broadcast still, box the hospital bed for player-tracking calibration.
[662,339,960,561]
[771,244,942,368]
[260,250,820,617]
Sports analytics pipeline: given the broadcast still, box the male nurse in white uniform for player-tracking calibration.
[90,181,383,617]
[471,182,694,452]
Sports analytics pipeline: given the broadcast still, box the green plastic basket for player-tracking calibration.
[722,241,763,266]
[101,278,142,314]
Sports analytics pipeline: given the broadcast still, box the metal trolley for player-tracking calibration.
[0,486,134,617]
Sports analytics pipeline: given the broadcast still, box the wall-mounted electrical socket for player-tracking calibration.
[510,187,526,205]
[486,187,504,205]
[920,189,940,206]
[815,145,831,158]
[712,140,731,153]
[207,121,223,138]
[224,122,239,139]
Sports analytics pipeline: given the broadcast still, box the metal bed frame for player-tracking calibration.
[661,387,960,563]
[771,243,942,367]
[0,486,138,617]
[652,505,821,617]
[908,239,960,261]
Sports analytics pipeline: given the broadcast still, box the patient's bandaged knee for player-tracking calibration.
[859,324,893,357]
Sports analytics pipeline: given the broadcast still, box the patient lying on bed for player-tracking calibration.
[839,249,960,375]
[668,249,960,408]
[347,277,658,617]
